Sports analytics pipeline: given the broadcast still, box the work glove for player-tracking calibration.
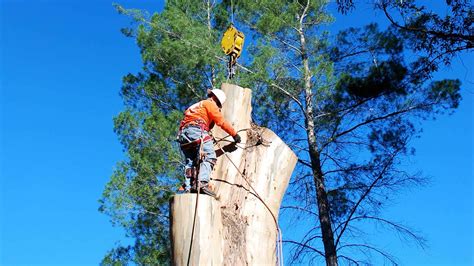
[222,143,238,153]
[233,133,241,143]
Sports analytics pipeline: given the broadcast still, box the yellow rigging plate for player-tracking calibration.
[221,25,245,59]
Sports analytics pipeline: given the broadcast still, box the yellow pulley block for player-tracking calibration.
[221,25,245,59]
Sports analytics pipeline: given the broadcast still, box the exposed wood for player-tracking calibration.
[170,83,297,265]
[170,194,223,266]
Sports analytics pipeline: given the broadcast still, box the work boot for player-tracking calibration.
[199,181,217,198]
[178,184,188,193]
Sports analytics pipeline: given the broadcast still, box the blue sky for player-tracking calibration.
[1,0,472,265]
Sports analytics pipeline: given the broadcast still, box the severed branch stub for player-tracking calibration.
[170,83,297,265]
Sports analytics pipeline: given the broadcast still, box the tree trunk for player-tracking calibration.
[170,83,298,265]
[298,5,338,265]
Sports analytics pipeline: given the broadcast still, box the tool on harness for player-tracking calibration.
[221,24,245,79]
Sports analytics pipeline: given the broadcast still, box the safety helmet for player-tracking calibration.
[210,89,226,106]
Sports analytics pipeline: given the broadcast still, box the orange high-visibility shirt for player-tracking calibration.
[180,99,237,136]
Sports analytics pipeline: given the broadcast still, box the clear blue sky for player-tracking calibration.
[1,1,472,265]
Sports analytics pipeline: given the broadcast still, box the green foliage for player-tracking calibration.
[232,1,461,263]
[100,1,232,264]
[427,79,462,110]
[337,60,408,99]
[337,0,473,75]
[101,246,132,266]
[101,0,463,264]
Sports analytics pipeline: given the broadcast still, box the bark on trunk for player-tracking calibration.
[170,83,297,265]
[298,4,338,265]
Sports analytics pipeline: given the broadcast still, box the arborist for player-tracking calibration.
[177,88,241,197]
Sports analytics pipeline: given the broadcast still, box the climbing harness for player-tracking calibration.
[178,123,214,193]
[179,135,213,154]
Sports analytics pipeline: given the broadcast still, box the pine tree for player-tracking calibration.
[98,1,227,264]
[99,1,462,264]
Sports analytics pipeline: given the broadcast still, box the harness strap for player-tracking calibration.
[180,135,213,149]
[179,119,209,132]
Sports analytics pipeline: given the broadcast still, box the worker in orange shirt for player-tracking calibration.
[177,89,241,197]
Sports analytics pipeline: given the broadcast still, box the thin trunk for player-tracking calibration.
[207,0,216,86]
[298,2,338,265]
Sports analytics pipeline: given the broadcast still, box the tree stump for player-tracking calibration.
[170,83,297,265]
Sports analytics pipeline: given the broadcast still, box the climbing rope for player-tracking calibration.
[186,134,205,266]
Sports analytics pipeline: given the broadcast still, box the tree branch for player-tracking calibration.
[298,158,313,169]
[336,215,426,249]
[333,104,423,140]
[337,244,398,265]
[381,3,474,42]
[281,205,318,217]
[283,240,325,257]
[270,83,305,112]
[335,151,397,247]
[338,255,361,265]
